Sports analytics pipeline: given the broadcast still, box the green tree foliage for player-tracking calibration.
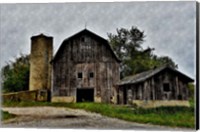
[188,83,194,99]
[108,26,176,78]
[1,54,30,93]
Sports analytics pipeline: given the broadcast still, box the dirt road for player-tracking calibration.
[1,107,193,130]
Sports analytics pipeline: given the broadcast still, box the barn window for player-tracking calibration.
[178,94,182,100]
[89,72,94,78]
[163,83,170,92]
[81,37,85,42]
[78,72,82,78]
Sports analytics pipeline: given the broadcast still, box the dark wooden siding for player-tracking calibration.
[119,70,189,104]
[52,33,120,103]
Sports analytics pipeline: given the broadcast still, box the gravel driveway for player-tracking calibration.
[1,107,193,130]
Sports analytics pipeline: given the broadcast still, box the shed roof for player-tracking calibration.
[51,29,121,63]
[118,65,194,85]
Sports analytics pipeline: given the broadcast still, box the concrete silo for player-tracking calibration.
[29,34,53,91]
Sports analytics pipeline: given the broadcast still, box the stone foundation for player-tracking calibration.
[132,100,190,108]
[94,96,101,103]
[51,96,76,103]
[52,96,103,103]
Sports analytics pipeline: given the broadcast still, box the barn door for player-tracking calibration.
[76,88,94,102]
[123,88,127,104]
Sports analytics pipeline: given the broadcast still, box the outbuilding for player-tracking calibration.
[118,65,194,107]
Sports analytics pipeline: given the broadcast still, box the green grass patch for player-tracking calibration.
[2,101,195,128]
[189,98,195,108]
[66,103,195,128]
[1,110,16,120]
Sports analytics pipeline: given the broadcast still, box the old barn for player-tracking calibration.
[118,65,194,107]
[26,29,194,107]
[51,29,120,103]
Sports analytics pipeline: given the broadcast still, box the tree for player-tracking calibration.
[108,26,176,78]
[1,54,30,93]
[108,27,145,60]
[108,27,146,78]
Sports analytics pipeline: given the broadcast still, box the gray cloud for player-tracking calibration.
[0,2,196,80]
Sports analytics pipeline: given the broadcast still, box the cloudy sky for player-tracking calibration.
[0,2,196,80]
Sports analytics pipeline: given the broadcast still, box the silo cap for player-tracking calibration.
[31,33,53,40]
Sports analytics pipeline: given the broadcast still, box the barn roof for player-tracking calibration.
[51,29,121,63]
[118,65,194,85]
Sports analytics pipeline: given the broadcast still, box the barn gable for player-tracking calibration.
[51,29,121,63]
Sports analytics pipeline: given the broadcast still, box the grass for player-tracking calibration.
[66,103,195,128]
[1,110,16,121]
[2,101,195,128]
[189,98,195,108]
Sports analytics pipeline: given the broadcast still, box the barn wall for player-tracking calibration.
[119,70,190,104]
[52,33,120,103]
[141,71,189,101]
[118,87,124,104]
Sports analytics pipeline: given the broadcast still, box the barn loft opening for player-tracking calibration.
[163,83,170,92]
[78,72,82,78]
[76,88,94,102]
[81,37,85,42]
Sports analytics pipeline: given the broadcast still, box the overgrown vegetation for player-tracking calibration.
[108,27,176,78]
[1,54,30,93]
[2,101,195,128]
[188,83,195,99]
[188,83,195,108]
[1,110,16,120]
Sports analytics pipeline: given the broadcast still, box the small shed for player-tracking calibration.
[117,65,194,107]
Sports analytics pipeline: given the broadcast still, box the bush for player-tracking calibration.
[1,110,16,120]
[1,54,30,93]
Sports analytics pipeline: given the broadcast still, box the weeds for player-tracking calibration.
[1,110,16,120]
[2,101,195,128]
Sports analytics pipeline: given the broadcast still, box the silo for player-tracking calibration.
[29,34,53,91]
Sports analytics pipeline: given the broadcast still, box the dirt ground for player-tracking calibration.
[0,107,193,130]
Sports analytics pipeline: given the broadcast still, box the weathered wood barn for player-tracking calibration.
[28,29,194,107]
[51,29,120,103]
[118,65,194,107]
